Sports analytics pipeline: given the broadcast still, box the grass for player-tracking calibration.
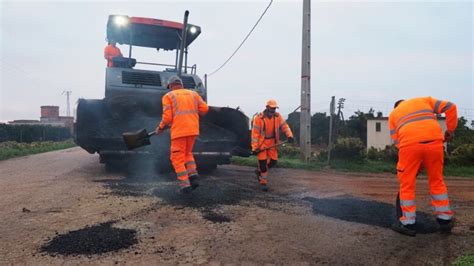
[0,140,76,161]
[231,156,474,178]
[452,254,474,266]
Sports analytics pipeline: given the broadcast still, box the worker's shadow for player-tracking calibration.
[302,196,439,234]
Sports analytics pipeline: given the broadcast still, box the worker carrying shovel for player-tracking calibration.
[389,97,457,236]
[155,76,209,193]
[251,100,294,192]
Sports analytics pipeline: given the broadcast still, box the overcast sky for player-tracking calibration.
[1,0,473,123]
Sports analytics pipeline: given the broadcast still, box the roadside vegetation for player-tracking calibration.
[452,254,474,266]
[236,111,474,177]
[0,140,76,161]
[0,124,71,142]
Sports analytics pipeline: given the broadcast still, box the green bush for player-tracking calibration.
[317,149,329,162]
[449,144,474,165]
[366,145,398,162]
[332,138,365,161]
[0,124,71,143]
[0,140,76,160]
[278,144,301,159]
[367,147,380,161]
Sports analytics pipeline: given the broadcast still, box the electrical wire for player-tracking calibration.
[207,0,273,77]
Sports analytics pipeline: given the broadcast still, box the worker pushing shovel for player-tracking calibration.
[251,100,294,192]
[122,76,209,194]
[389,97,457,236]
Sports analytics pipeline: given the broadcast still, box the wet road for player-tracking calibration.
[0,147,473,264]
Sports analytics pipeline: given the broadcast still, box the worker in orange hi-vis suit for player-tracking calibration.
[251,100,294,192]
[389,97,458,236]
[155,76,209,193]
[104,40,123,67]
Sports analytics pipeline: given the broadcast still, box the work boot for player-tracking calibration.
[179,179,193,194]
[180,185,193,194]
[260,183,269,192]
[391,221,416,236]
[437,218,454,233]
[254,169,261,181]
[189,175,199,190]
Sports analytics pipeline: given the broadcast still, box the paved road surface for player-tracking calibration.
[0,147,472,264]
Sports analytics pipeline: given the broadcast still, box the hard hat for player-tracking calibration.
[266,99,278,108]
[166,75,183,88]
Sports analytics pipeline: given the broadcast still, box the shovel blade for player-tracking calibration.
[122,129,151,150]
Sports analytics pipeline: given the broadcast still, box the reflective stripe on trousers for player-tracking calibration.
[397,141,452,224]
[170,136,197,187]
[431,193,453,220]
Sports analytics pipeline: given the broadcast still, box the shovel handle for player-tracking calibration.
[259,140,288,151]
[148,131,156,137]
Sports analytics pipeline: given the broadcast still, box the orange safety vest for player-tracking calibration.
[251,112,293,151]
[388,97,457,148]
[104,45,122,67]
[158,89,209,140]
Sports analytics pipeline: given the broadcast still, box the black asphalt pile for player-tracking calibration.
[303,196,439,234]
[40,221,137,256]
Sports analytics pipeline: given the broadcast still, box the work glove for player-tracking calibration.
[444,130,454,142]
[287,137,294,144]
[155,126,165,135]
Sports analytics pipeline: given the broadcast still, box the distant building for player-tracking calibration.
[8,106,74,133]
[366,117,447,150]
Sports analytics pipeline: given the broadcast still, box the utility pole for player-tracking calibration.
[62,90,72,117]
[328,96,335,163]
[300,0,311,162]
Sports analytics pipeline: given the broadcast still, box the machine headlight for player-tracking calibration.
[114,16,129,27]
[189,26,197,34]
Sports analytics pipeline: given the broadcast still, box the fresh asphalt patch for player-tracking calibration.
[40,221,137,256]
[303,196,439,234]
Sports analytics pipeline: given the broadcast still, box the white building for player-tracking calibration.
[366,118,447,150]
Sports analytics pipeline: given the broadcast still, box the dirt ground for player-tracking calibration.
[0,147,473,265]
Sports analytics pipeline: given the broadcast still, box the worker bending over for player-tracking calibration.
[251,100,294,192]
[389,96,457,236]
[156,76,209,193]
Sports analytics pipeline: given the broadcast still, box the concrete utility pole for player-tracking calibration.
[328,96,335,163]
[300,0,311,162]
[62,90,72,117]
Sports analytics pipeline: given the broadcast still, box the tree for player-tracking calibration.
[343,108,375,145]
[311,112,330,146]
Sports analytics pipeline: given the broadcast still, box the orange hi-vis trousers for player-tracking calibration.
[170,136,198,188]
[397,140,453,225]
[257,139,278,185]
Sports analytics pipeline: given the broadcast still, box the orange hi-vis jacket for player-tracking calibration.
[104,45,122,67]
[251,112,293,151]
[158,89,209,140]
[389,97,457,148]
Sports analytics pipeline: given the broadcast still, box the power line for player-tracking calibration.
[207,0,273,77]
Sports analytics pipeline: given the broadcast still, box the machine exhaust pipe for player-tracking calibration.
[177,10,189,77]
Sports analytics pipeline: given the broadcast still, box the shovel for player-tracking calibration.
[122,129,156,150]
[233,140,288,157]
